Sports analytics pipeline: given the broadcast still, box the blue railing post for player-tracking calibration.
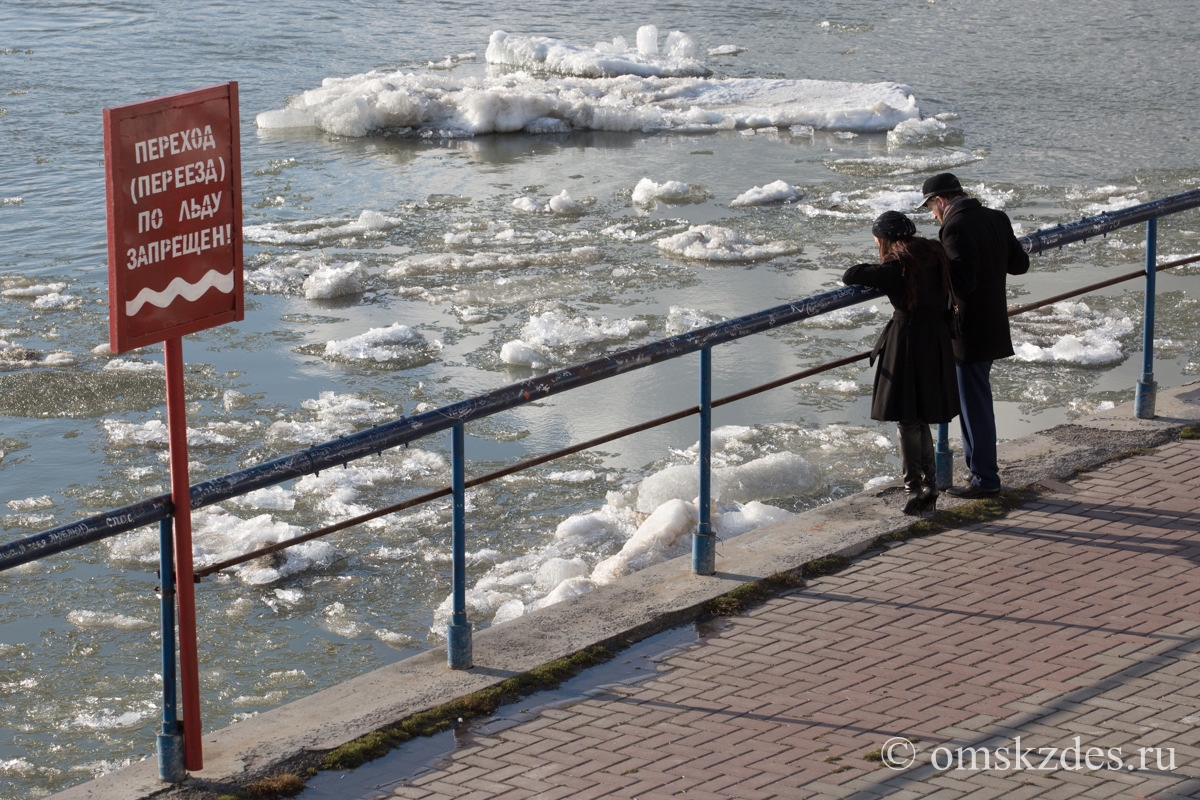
[694,346,716,575]
[447,423,472,669]
[934,422,953,490]
[156,518,185,782]
[1135,218,1158,419]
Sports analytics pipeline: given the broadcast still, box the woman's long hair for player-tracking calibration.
[877,237,950,310]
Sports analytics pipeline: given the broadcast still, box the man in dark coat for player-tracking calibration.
[920,173,1029,498]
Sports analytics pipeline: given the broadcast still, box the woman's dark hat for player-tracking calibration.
[872,210,916,240]
[919,172,963,207]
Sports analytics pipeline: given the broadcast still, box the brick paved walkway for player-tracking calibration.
[385,438,1200,800]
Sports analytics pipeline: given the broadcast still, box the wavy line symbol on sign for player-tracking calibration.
[125,269,234,316]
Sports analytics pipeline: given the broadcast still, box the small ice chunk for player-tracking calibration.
[303,261,365,300]
[730,180,803,207]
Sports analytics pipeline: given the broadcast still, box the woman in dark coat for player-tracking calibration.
[843,210,959,515]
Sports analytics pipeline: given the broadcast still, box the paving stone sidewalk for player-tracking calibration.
[384,438,1200,800]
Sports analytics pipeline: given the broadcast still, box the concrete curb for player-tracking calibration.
[52,381,1200,799]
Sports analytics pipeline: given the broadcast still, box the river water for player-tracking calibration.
[2,1,1199,796]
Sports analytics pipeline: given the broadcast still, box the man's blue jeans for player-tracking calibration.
[955,359,1000,490]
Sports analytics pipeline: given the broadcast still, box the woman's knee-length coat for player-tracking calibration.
[842,243,960,424]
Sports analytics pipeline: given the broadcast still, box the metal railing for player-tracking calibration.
[3,188,1200,781]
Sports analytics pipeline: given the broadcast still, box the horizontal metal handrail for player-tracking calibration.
[0,284,879,571]
[5,190,1200,573]
[1018,189,1200,254]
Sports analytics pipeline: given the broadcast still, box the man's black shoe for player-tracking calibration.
[945,483,1000,499]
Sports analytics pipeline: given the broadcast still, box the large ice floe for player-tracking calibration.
[256,26,919,138]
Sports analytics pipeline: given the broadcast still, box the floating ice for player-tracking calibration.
[41,351,77,366]
[102,358,162,372]
[230,486,296,512]
[632,177,705,206]
[715,452,821,504]
[1011,301,1135,366]
[389,246,603,278]
[536,557,590,590]
[264,391,398,446]
[258,41,919,138]
[303,261,366,300]
[655,224,800,261]
[825,149,982,177]
[492,599,526,625]
[521,309,650,350]
[730,179,803,207]
[243,209,404,246]
[32,292,83,310]
[665,305,725,335]
[486,27,709,79]
[189,508,341,586]
[323,322,440,366]
[501,308,650,367]
[886,115,964,148]
[715,500,793,537]
[5,495,53,511]
[66,610,155,631]
[1080,194,1146,215]
[102,419,238,448]
[635,451,820,512]
[323,602,369,638]
[511,189,585,214]
[1,282,66,298]
[511,197,543,213]
[529,575,597,611]
[499,339,551,369]
[592,498,697,584]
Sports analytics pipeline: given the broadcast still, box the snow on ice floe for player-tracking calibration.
[243,209,404,246]
[1,282,66,299]
[1011,301,1135,366]
[264,391,398,447]
[102,418,250,449]
[824,148,982,178]
[655,224,800,261]
[730,179,803,207]
[634,452,820,513]
[390,245,603,278]
[319,323,442,368]
[486,26,709,78]
[631,178,708,206]
[303,261,366,299]
[511,189,587,214]
[247,252,379,297]
[500,308,650,368]
[256,28,918,138]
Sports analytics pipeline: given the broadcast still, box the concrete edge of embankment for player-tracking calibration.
[53,380,1200,800]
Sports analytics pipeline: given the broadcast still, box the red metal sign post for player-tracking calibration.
[103,82,243,773]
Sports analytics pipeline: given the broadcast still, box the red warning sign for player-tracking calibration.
[103,82,244,353]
